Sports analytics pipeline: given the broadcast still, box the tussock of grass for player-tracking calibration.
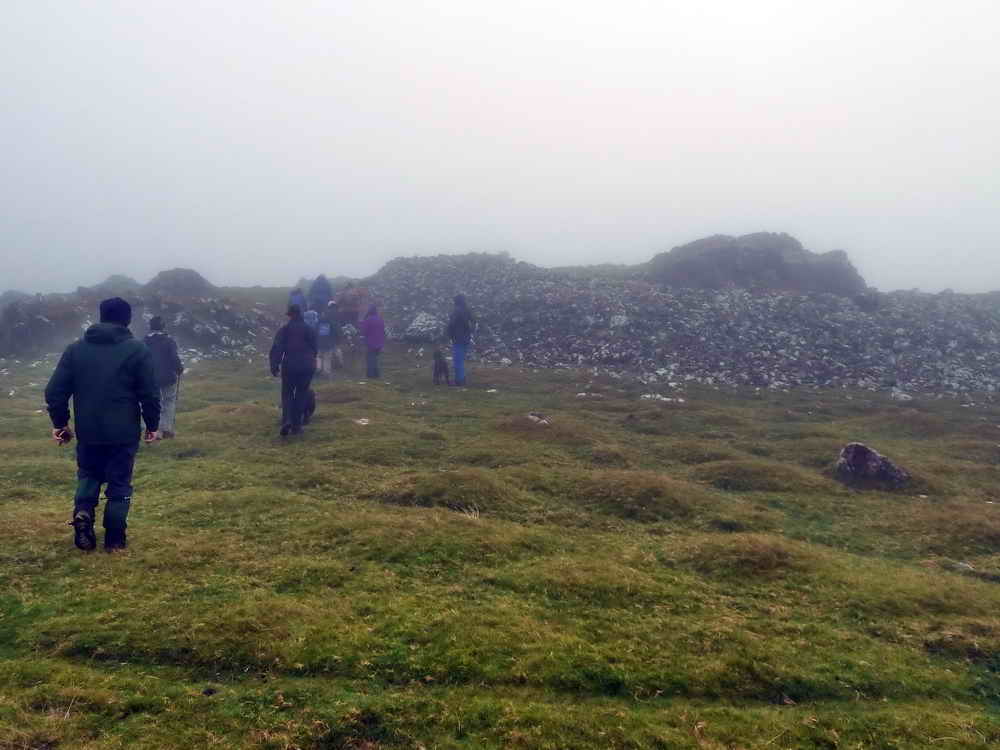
[589,443,631,467]
[923,619,1000,665]
[660,439,743,465]
[941,439,1000,465]
[573,470,709,522]
[495,413,594,445]
[670,533,821,578]
[375,468,531,518]
[857,407,960,439]
[876,500,1000,556]
[692,459,833,493]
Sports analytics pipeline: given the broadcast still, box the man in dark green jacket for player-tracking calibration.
[45,297,161,551]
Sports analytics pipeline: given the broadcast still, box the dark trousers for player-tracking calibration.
[281,369,315,428]
[74,442,138,530]
[75,442,138,506]
[366,348,381,379]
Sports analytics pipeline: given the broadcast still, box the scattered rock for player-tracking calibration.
[834,442,911,489]
[527,412,551,426]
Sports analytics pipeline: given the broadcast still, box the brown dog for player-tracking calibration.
[433,349,451,385]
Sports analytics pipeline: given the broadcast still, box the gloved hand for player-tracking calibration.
[271,368,280,377]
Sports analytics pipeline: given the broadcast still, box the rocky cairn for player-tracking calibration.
[365,239,1000,393]
[1,269,278,358]
[5,233,1000,394]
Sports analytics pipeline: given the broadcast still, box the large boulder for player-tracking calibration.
[404,312,444,342]
[834,443,911,489]
[645,233,868,297]
[144,268,218,298]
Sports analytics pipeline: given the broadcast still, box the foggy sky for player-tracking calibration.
[3,0,998,294]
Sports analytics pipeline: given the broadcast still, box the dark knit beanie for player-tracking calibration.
[99,297,132,326]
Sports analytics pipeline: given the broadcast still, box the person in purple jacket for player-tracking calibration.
[359,304,386,379]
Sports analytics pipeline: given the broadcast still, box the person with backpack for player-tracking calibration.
[359,304,386,379]
[143,316,184,439]
[317,301,341,378]
[269,304,318,437]
[447,294,475,386]
[44,297,160,551]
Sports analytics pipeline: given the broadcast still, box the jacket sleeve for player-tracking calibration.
[170,338,184,376]
[44,346,75,429]
[135,348,161,433]
[269,326,286,373]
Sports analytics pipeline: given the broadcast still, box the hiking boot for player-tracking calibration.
[280,423,292,437]
[70,509,96,551]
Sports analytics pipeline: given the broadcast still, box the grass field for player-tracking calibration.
[3,349,1000,749]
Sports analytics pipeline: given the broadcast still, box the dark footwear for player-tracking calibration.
[104,528,128,551]
[71,510,96,551]
[280,423,292,437]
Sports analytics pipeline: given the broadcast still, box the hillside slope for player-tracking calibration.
[3,358,1000,748]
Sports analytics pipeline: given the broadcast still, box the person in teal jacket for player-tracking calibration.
[45,297,161,551]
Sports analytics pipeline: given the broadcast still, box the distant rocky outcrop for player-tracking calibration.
[0,290,31,308]
[79,274,142,297]
[0,268,276,359]
[645,233,868,297]
[144,268,219,298]
[364,250,1000,393]
[5,237,1000,394]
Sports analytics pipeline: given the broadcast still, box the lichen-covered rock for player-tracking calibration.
[404,312,444,342]
[834,443,911,489]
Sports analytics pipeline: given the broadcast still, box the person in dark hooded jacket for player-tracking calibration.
[269,304,318,436]
[447,294,475,386]
[45,297,160,552]
[143,316,184,439]
[308,274,333,312]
